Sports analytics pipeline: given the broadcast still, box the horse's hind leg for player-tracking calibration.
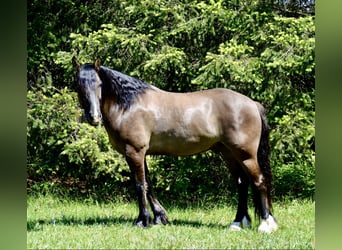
[241,157,278,233]
[215,145,251,230]
[144,158,169,225]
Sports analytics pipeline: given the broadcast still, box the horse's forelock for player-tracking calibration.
[78,64,100,89]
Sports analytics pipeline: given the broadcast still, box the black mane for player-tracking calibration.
[97,66,152,110]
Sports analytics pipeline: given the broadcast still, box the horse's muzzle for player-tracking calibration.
[89,117,102,126]
[85,112,102,126]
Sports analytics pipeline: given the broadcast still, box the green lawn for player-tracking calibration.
[27,195,314,249]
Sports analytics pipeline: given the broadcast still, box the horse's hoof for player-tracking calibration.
[258,215,278,233]
[135,220,144,227]
[229,216,251,231]
[241,216,251,228]
[154,215,169,225]
[229,221,242,231]
[134,217,151,228]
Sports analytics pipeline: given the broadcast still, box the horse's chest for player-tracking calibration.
[102,118,126,154]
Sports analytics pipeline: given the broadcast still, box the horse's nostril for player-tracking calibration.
[84,112,101,126]
[90,117,101,126]
[91,120,100,126]
[91,114,102,126]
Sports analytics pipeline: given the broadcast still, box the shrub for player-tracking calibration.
[27,84,129,200]
[270,108,315,199]
[147,153,237,205]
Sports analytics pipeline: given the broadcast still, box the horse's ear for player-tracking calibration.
[72,56,80,71]
[94,58,101,71]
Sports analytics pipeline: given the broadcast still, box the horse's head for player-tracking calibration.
[73,57,102,126]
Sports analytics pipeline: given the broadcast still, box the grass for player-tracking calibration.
[27,195,314,249]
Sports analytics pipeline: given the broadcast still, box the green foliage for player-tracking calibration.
[271,108,315,198]
[147,154,236,204]
[27,84,80,180]
[27,84,129,200]
[28,0,128,87]
[28,0,315,201]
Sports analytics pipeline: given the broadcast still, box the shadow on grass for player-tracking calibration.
[170,219,228,229]
[27,216,134,232]
[27,216,228,232]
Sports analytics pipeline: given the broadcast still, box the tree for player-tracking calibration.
[28,0,315,200]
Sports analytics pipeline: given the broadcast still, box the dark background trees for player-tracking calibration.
[27,0,315,202]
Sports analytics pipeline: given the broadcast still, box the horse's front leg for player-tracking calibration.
[125,145,151,227]
[144,158,169,225]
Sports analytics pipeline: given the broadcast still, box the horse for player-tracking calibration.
[73,57,278,233]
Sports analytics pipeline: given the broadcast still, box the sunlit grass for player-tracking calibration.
[27,195,314,249]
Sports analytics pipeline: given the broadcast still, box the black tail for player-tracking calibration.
[252,102,273,219]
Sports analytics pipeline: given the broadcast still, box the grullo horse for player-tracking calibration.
[73,58,278,233]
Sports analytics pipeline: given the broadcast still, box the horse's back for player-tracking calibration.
[148,87,254,109]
